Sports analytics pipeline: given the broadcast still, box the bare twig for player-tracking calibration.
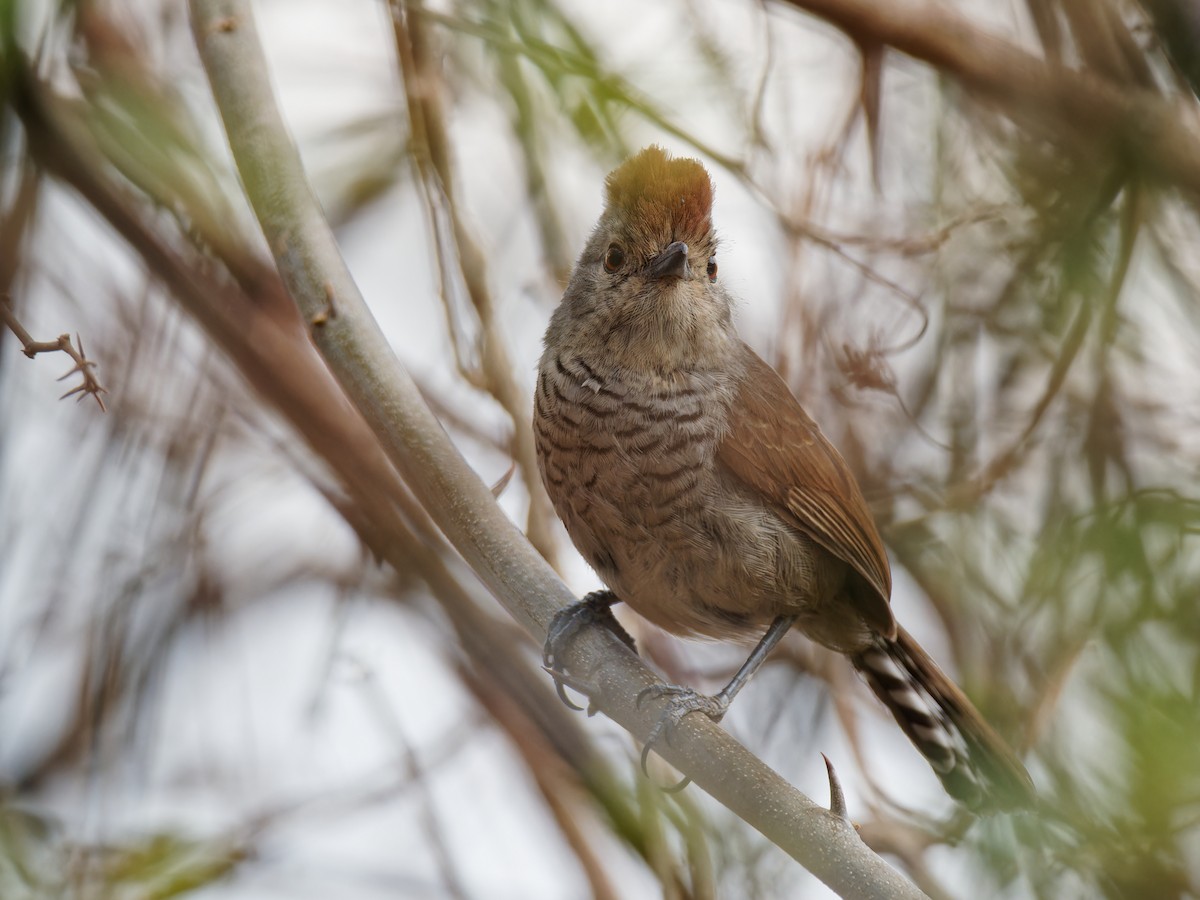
[0,296,108,410]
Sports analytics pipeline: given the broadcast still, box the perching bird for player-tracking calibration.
[534,145,1033,809]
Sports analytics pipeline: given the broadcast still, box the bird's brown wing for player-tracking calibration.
[717,343,896,638]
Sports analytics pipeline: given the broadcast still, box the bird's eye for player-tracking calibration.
[603,244,626,273]
[706,256,718,282]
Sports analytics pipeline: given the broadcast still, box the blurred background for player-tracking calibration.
[2,0,1199,897]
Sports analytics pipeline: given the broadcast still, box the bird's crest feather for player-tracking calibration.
[604,146,713,246]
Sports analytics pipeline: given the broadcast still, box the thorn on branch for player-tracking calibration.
[490,461,517,498]
[1,298,108,411]
[822,753,851,823]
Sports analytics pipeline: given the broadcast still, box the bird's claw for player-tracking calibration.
[635,684,730,791]
[543,590,636,668]
[542,665,599,713]
[553,676,585,711]
[543,590,636,711]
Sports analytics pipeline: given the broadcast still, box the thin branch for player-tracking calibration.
[0,296,108,410]
[185,2,926,897]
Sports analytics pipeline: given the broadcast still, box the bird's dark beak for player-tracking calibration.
[647,241,691,280]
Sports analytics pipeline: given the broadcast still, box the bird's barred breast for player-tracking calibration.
[534,351,835,638]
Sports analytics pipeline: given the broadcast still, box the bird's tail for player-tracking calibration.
[851,626,1034,810]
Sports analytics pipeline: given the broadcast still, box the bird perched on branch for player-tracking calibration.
[534,145,1033,810]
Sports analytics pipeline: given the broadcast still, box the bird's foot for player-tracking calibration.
[543,590,636,711]
[635,684,730,791]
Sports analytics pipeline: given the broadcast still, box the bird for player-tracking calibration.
[533,145,1033,810]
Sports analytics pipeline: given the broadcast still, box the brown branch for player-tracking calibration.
[773,0,1200,193]
[0,296,108,410]
[8,57,455,618]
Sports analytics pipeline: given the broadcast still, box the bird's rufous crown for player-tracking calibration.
[604,146,713,246]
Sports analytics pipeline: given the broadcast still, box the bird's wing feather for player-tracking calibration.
[717,343,895,637]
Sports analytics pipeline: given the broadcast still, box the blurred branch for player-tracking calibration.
[464,664,624,900]
[0,296,108,410]
[186,1,926,896]
[774,0,1200,193]
[951,182,1138,506]
[1141,0,1200,96]
[0,161,40,294]
[485,2,573,282]
[9,69,446,579]
[357,667,470,900]
[390,0,559,564]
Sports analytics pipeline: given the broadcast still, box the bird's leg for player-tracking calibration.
[637,614,797,784]
[543,589,637,710]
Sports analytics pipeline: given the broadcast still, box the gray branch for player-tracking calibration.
[186,2,926,897]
